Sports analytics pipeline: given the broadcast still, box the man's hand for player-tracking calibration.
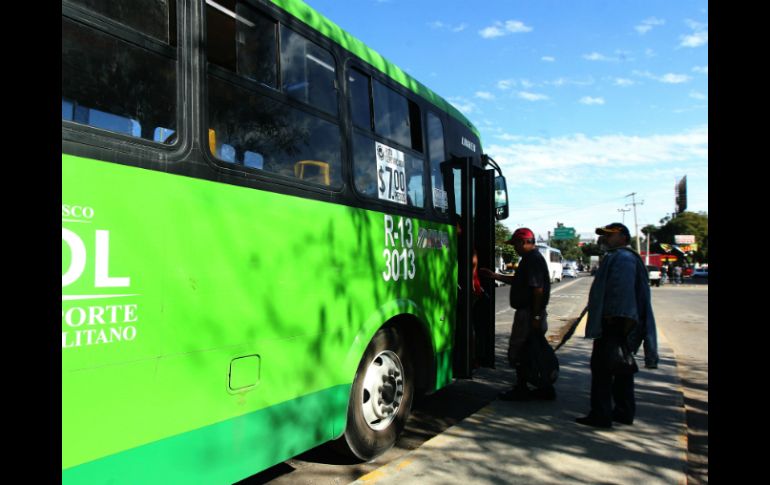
[479,268,497,280]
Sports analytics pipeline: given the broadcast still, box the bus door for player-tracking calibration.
[442,157,497,378]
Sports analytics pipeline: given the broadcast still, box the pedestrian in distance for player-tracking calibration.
[576,222,658,428]
[674,265,683,285]
[480,228,555,401]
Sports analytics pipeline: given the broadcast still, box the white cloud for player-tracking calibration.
[447,96,477,114]
[614,78,634,87]
[475,91,495,100]
[429,20,467,32]
[486,125,708,187]
[689,91,707,101]
[635,17,665,34]
[497,79,516,90]
[583,52,610,61]
[480,25,505,38]
[545,77,594,88]
[518,91,549,102]
[693,65,708,75]
[579,96,605,105]
[633,70,692,84]
[479,19,533,38]
[680,20,708,47]
[541,56,556,62]
[504,20,533,33]
[583,51,634,63]
[660,73,691,84]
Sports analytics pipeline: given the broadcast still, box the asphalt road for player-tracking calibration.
[650,283,709,484]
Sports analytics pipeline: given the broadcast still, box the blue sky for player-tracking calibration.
[306,0,708,241]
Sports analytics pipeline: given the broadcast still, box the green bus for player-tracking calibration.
[62,0,509,483]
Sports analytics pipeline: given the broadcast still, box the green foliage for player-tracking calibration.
[495,222,518,262]
[550,237,584,263]
[650,211,708,263]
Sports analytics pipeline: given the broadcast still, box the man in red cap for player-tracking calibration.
[480,227,554,401]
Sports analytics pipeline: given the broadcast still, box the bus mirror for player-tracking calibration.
[494,175,509,220]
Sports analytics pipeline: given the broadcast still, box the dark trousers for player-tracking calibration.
[589,320,636,422]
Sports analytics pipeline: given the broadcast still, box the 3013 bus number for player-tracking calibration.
[383,215,416,281]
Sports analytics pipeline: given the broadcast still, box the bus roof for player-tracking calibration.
[270,0,481,139]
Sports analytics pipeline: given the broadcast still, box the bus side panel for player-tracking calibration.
[62,154,457,482]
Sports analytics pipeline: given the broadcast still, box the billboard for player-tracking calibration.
[675,176,687,214]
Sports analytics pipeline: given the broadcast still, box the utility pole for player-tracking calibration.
[625,192,644,254]
[617,208,631,224]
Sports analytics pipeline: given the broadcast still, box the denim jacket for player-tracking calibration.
[585,247,657,357]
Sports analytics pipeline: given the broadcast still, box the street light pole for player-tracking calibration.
[625,193,643,254]
[617,208,630,224]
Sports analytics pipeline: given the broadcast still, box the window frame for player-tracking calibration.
[426,110,450,218]
[346,62,429,213]
[61,0,182,152]
[203,0,346,193]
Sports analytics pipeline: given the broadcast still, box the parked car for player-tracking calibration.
[691,267,708,281]
[562,265,577,278]
[647,265,662,287]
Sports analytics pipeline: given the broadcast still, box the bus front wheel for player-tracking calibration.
[342,327,414,461]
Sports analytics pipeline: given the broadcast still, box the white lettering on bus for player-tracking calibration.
[62,304,139,328]
[383,214,416,282]
[62,204,95,220]
[461,137,476,153]
[62,228,131,288]
[62,326,138,348]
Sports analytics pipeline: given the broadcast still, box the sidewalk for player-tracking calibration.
[349,315,687,485]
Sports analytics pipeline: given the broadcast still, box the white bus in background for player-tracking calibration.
[537,244,563,282]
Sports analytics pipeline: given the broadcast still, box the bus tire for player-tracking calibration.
[341,326,414,461]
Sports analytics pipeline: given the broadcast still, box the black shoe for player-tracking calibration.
[498,387,531,401]
[575,415,612,429]
[531,386,556,401]
[645,362,658,369]
[612,414,634,425]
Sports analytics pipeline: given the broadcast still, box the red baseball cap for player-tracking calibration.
[505,227,535,244]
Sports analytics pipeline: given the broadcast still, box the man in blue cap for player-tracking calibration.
[576,222,658,428]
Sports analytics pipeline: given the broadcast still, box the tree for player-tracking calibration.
[550,236,584,263]
[653,211,708,263]
[495,222,518,263]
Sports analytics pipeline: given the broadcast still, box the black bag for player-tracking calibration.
[609,339,639,375]
[524,332,560,388]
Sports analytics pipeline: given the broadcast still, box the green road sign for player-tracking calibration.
[553,227,576,240]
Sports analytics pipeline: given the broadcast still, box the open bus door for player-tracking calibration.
[443,156,508,378]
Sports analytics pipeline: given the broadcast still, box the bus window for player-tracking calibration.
[427,112,448,215]
[280,26,338,116]
[373,80,423,152]
[348,68,372,129]
[352,132,424,208]
[406,154,425,208]
[67,0,176,45]
[62,12,176,143]
[206,0,278,88]
[207,76,343,188]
